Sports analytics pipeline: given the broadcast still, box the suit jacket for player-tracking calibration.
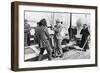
[53,24,63,39]
[34,26,50,48]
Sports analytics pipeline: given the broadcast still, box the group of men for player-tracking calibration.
[27,18,90,61]
[34,18,64,61]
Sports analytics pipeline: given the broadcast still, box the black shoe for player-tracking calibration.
[52,54,56,58]
[82,49,86,52]
[58,54,63,58]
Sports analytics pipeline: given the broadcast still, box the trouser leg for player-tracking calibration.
[46,47,52,60]
[38,48,45,61]
[57,39,63,56]
[53,37,58,57]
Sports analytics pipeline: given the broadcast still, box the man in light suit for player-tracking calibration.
[53,19,63,57]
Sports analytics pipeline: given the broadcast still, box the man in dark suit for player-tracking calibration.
[34,19,52,61]
[68,26,77,41]
[79,24,90,51]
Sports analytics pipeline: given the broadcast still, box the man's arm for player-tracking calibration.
[80,29,83,34]
[44,27,51,40]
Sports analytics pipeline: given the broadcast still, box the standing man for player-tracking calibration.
[24,19,31,46]
[34,19,52,61]
[53,19,63,57]
[68,26,77,41]
[79,24,90,51]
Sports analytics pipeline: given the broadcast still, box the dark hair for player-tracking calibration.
[61,21,63,24]
[37,18,47,26]
[83,24,87,26]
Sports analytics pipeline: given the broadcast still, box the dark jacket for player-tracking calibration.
[80,27,90,49]
[34,26,50,48]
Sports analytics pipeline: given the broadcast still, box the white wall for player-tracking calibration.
[0,0,99,73]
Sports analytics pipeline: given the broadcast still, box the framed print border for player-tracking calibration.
[11,1,98,71]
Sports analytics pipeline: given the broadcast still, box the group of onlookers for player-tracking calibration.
[25,18,90,61]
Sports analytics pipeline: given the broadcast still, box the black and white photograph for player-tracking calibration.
[24,11,91,61]
[11,2,97,71]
